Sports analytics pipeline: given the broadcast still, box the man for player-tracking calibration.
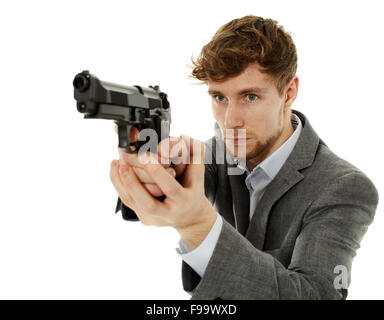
[110,15,378,299]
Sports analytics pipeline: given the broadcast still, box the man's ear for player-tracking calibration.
[284,76,299,109]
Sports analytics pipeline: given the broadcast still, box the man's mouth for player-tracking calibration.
[225,137,249,145]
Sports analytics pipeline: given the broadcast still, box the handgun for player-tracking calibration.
[73,70,171,221]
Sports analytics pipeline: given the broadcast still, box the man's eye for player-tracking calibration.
[245,94,258,102]
[215,95,226,102]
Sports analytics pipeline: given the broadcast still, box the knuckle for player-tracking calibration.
[122,170,135,183]
[144,162,160,174]
[166,168,176,177]
[121,152,139,165]
[150,186,164,197]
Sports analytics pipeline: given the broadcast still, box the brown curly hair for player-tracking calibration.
[191,15,298,96]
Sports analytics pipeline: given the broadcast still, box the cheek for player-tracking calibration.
[245,109,275,138]
[245,109,266,129]
[211,105,225,123]
[211,107,227,138]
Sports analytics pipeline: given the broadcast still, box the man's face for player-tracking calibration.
[208,63,297,170]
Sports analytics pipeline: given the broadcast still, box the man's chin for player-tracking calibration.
[225,143,251,160]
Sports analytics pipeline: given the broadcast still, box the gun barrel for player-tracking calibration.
[73,72,90,92]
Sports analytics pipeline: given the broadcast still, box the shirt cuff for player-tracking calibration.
[175,213,223,277]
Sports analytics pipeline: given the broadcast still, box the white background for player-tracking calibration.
[0,0,383,299]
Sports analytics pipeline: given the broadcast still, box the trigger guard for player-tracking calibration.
[117,123,145,153]
[117,124,134,153]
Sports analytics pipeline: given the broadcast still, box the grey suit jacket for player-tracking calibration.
[182,109,379,300]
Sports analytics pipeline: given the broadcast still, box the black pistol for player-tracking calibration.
[73,70,172,221]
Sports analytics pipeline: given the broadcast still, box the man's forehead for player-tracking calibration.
[207,63,274,93]
[207,79,272,95]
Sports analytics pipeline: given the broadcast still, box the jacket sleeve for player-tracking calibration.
[186,171,378,300]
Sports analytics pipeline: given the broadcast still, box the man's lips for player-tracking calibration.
[225,137,249,144]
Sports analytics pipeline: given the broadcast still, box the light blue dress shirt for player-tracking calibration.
[176,113,303,277]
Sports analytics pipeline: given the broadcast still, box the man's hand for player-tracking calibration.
[110,136,217,250]
[115,125,188,197]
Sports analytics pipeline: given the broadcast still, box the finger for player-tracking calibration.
[130,126,139,142]
[120,135,182,168]
[143,157,184,201]
[110,160,133,205]
[173,163,187,178]
[168,137,189,177]
[120,149,171,169]
[119,164,166,215]
[157,136,184,166]
[156,138,170,166]
[179,135,205,160]
[119,149,143,167]
[143,183,165,197]
[136,136,183,167]
[179,136,206,188]
[115,125,139,149]
[119,149,159,168]
[115,125,139,140]
[133,166,176,183]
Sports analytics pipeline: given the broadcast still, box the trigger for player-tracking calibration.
[117,124,135,153]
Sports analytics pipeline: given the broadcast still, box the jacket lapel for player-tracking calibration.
[244,110,320,250]
[245,162,304,249]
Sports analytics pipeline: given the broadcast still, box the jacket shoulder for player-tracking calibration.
[309,142,376,187]
[304,142,379,217]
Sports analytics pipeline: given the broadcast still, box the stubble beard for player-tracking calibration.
[225,127,282,169]
[244,127,283,170]
[226,108,285,170]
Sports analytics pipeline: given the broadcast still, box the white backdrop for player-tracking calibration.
[0,0,383,299]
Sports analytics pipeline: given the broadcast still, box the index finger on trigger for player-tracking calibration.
[114,124,139,140]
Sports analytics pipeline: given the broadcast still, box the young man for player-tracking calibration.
[110,15,378,299]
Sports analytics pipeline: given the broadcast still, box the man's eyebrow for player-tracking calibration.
[237,87,268,95]
[207,87,268,96]
[207,89,223,96]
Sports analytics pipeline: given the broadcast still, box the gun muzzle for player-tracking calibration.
[73,71,90,92]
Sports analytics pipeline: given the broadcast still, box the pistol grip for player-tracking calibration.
[115,195,166,221]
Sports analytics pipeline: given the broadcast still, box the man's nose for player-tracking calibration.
[224,103,244,129]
